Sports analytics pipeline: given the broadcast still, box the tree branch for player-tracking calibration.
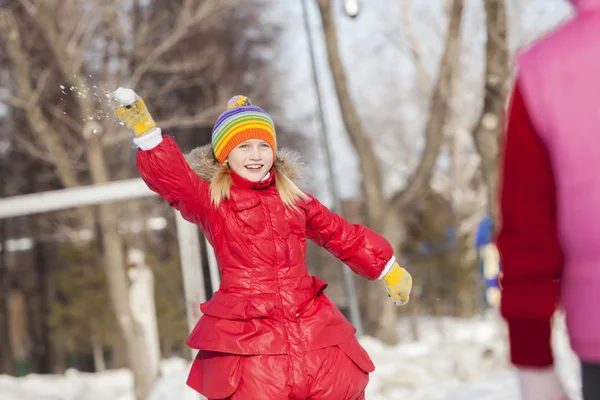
[29,68,52,108]
[13,136,58,164]
[148,52,220,74]
[390,0,464,211]
[157,110,220,130]
[64,2,99,61]
[71,16,102,74]
[49,107,85,134]
[178,0,196,25]
[0,8,80,188]
[31,2,115,187]
[401,0,432,95]
[471,0,509,225]
[317,0,387,230]
[128,2,227,87]
[0,95,28,109]
[151,76,212,98]
[31,1,97,119]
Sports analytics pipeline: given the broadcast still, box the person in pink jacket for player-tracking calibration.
[498,1,600,399]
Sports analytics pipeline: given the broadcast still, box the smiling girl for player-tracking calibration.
[110,92,412,400]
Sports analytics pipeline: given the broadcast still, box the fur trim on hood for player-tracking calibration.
[184,144,304,183]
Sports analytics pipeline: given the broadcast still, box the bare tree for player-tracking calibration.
[471,0,509,225]
[0,0,281,396]
[365,0,487,238]
[0,143,15,375]
[315,0,464,343]
[0,6,156,396]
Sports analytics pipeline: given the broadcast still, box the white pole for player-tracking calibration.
[0,178,154,219]
[126,249,161,383]
[174,211,207,400]
[174,210,207,336]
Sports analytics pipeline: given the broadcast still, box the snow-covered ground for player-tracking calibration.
[0,313,581,400]
[364,312,580,400]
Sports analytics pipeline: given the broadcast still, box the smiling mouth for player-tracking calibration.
[245,164,263,171]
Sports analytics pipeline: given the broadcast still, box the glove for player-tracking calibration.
[108,87,156,137]
[517,367,568,400]
[382,262,412,305]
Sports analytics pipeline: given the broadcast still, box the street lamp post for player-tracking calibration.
[300,0,364,336]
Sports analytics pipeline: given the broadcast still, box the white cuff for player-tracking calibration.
[133,127,163,150]
[377,256,396,280]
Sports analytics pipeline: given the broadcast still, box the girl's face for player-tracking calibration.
[226,139,274,182]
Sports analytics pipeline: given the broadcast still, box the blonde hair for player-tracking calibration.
[210,163,309,210]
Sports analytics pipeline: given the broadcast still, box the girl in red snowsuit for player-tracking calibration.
[110,92,412,400]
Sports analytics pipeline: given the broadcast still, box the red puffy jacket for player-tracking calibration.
[136,134,394,398]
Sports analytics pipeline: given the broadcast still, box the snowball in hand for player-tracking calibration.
[108,87,137,109]
[113,87,136,104]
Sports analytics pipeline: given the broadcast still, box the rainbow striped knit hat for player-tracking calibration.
[211,95,277,163]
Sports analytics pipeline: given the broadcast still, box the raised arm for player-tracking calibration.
[135,131,211,227]
[109,88,212,228]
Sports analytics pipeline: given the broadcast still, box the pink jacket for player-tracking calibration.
[515,0,600,363]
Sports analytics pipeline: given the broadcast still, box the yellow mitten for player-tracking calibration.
[383,262,412,306]
[108,88,156,137]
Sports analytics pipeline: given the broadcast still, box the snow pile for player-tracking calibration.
[0,367,133,400]
[361,313,581,400]
[0,314,582,400]
[362,314,512,399]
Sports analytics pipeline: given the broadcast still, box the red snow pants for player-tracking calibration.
[187,340,372,399]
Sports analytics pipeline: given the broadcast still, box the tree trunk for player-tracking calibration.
[97,203,155,399]
[409,296,421,342]
[30,239,52,373]
[0,143,14,374]
[24,283,41,372]
[315,0,464,343]
[362,213,405,343]
[51,347,67,374]
[43,1,158,387]
[92,333,106,372]
[0,220,15,375]
[472,0,509,226]
[315,0,387,232]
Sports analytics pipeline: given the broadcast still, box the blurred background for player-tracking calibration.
[0,0,578,399]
